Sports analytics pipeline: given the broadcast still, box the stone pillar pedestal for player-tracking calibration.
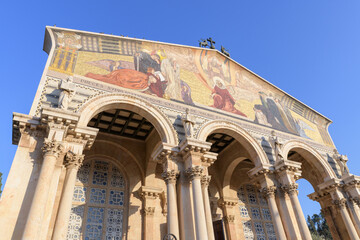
[22,139,64,240]
[162,170,180,239]
[186,166,208,240]
[201,175,215,240]
[52,152,84,240]
[334,199,360,239]
[218,197,238,240]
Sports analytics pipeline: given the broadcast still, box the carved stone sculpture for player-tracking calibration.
[333,149,350,176]
[58,76,76,110]
[270,131,284,161]
[181,108,196,138]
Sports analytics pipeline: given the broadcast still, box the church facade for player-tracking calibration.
[0,26,359,240]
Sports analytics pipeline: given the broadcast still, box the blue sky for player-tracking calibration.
[1,1,360,218]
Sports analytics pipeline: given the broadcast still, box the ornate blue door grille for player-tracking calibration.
[67,159,126,240]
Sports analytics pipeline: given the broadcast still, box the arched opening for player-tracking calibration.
[198,121,274,240]
[65,95,178,240]
[284,143,336,239]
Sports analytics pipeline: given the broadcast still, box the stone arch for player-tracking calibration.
[196,120,269,166]
[222,156,248,194]
[77,93,178,145]
[282,140,337,182]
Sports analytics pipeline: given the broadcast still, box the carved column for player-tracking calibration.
[275,160,303,239]
[201,175,215,240]
[261,186,287,239]
[139,186,162,240]
[282,183,312,240]
[333,198,360,239]
[218,197,237,240]
[177,173,195,240]
[347,197,360,236]
[344,175,360,234]
[249,167,287,240]
[162,170,180,239]
[320,206,341,240]
[186,166,208,240]
[22,139,64,240]
[308,191,341,240]
[52,152,84,240]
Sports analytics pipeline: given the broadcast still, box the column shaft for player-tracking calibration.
[267,195,287,239]
[52,167,78,239]
[202,184,214,240]
[192,178,208,240]
[337,200,360,239]
[22,154,58,240]
[277,192,301,239]
[178,180,195,240]
[349,201,360,235]
[289,193,312,239]
[167,181,180,238]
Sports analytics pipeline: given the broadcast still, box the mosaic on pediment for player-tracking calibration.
[44,29,333,147]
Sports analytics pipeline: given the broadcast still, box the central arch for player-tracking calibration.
[77,93,178,146]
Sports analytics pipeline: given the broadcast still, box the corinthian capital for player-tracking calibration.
[201,175,211,187]
[261,186,277,198]
[42,139,64,158]
[281,183,298,195]
[349,197,360,206]
[185,166,203,180]
[161,170,179,184]
[141,207,155,216]
[64,152,85,169]
[333,198,348,209]
[223,215,235,223]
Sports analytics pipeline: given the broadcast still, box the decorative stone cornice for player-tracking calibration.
[139,186,162,200]
[318,178,342,192]
[201,152,218,166]
[308,191,330,202]
[343,175,360,187]
[64,151,84,169]
[201,175,211,187]
[179,138,212,155]
[223,215,235,223]
[333,198,348,209]
[151,143,178,164]
[41,107,79,129]
[275,160,302,179]
[162,170,179,184]
[260,186,277,198]
[12,112,42,145]
[281,183,299,195]
[70,126,99,150]
[185,166,203,181]
[141,207,155,216]
[218,197,238,208]
[42,139,64,158]
[248,164,274,179]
